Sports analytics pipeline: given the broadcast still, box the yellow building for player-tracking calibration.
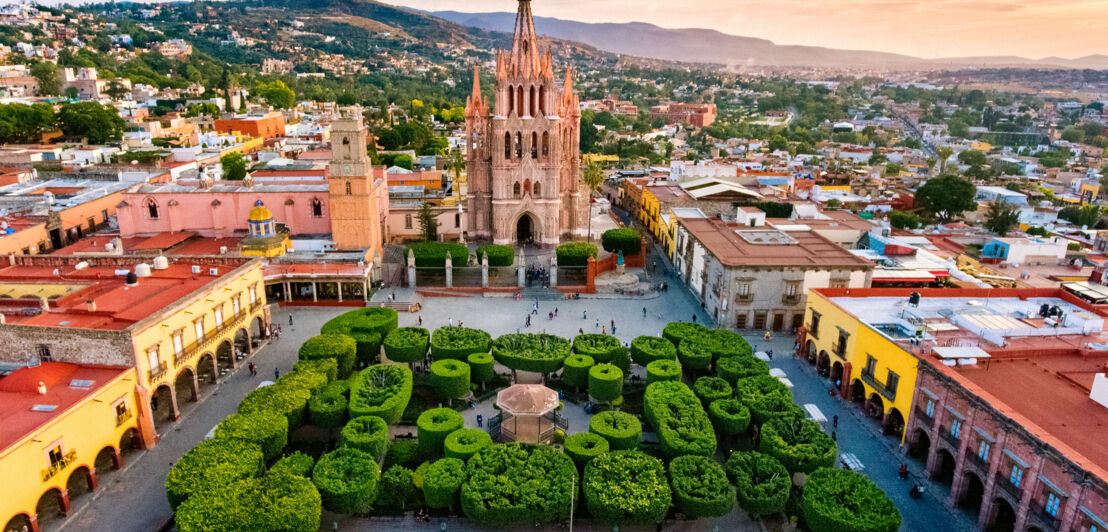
[0,362,145,532]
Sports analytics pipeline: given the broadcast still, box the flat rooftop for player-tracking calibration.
[680,217,872,268]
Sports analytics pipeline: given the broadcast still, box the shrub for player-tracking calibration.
[564,432,609,467]
[734,374,799,424]
[717,355,770,385]
[697,329,753,360]
[340,415,390,460]
[759,417,837,474]
[165,438,264,509]
[588,363,623,403]
[383,327,430,364]
[238,382,312,430]
[423,457,467,509]
[175,472,320,532]
[467,352,496,385]
[276,367,329,395]
[308,389,348,428]
[583,450,671,524]
[417,407,465,456]
[298,333,357,377]
[802,468,901,532]
[630,335,677,366]
[321,308,396,363]
[384,439,426,470]
[319,379,349,398]
[662,321,707,347]
[588,410,641,450]
[709,398,751,436]
[431,326,493,360]
[668,455,735,519]
[461,443,577,526]
[645,359,682,384]
[725,451,790,516]
[443,428,492,461]
[270,451,315,478]
[555,241,598,267]
[292,358,338,384]
[408,241,469,268]
[601,227,642,256]
[312,447,380,514]
[476,244,514,266]
[376,465,417,512]
[492,333,571,374]
[572,333,622,363]
[429,359,470,401]
[562,354,594,390]
[693,376,733,406]
[643,381,716,459]
[214,411,289,461]
[413,461,430,490]
[348,364,413,424]
[677,341,712,370]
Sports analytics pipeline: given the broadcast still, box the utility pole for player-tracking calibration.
[569,472,575,532]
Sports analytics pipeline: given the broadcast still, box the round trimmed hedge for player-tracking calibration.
[725,451,790,517]
[693,376,733,406]
[383,327,430,364]
[270,451,315,478]
[340,415,390,460]
[476,244,514,267]
[645,359,682,384]
[802,468,901,532]
[423,457,467,509]
[601,227,642,256]
[564,432,609,467]
[668,454,735,519]
[312,447,380,515]
[662,321,708,347]
[583,450,671,524]
[709,398,751,436]
[348,364,413,424]
[759,417,837,474]
[308,389,348,428]
[562,354,594,390]
[677,341,713,370]
[735,374,800,424]
[276,367,329,394]
[417,408,465,456]
[467,352,496,385]
[175,471,321,532]
[321,307,397,363]
[214,411,289,462]
[588,363,623,403]
[461,443,577,526]
[165,438,264,509]
[698,329,753,360]
[630,335,678,366]
[298,333,357,378]
[492,333,571,374]
[572,333,622,363]
[555,241,598,267]
[431,326,493,360]
[443,428,492,461]
[292,358,338,384]
[238,382,312,430]
[319,379,349,398]
[376,465,417,512]
[717,354,770,385]
[588,410,641,451]
[430,359,470,401]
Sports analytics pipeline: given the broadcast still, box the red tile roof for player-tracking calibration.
[680,217,872,268]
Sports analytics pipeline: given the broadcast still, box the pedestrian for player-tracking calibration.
[525,315,531,327]
[692,314,697,323]
[449,317,454,327]
[832,414,838,428]
[583,310,587,320]
[611,319,615,329]
[831,430,837,441]
[548,311,554,320]
[418,315,423,326]
[767,349,773,360]
[595,319,599,328]
[579,328,584,335]
[274,367,280,380]
[602,325,606,334]
[249,362,256,376]
[391,291,396,302]
[289,315,294,326]
[643,307,647,317]
[764,331,771,342]
[532,303,538,315]
[554,307,558,317]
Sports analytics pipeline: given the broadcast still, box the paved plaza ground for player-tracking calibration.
[55,271,974,532]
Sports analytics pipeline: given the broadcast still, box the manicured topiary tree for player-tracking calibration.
[693,376,732,406]
[668,455,735,519]
[376,465,417,512]
[588,363,623,403]
[417,407,465,456]
[802,468,901,532]
[709,398,751,436]
[423,457,466,509]
[298,333,357,378]
[321,307,396,365]
[572,333,622,363]
[270,451,315,478]
[759,417,837,474]
[601,227,642,256]
[175,471,321,532]
[319,379,349,398]
[312,447,380,514]
[734,374,800,424]
[643,381,716,459]
[429,359,470,403]
[717,355,770,385]
[340,415,390,460]
[476,244,514,266]
[699,329,753,360]
[725,451,790,517]
[492,333,571,375]
[588,410,641,451]
[555,241,597,267]
[292,358,338,383]
[564,432,610,467]
[276,367,329,394]
[677,341,712,371]
[631,335,677,366]
[645,359,682,384]
[467,352,496,389]
[461,443,577,526]
[348,364,413,424]
[408,242,469,268]
[443,428,492,462]
[662,321,707,347]
[308,389,348,429]
[165,438,265,509]
[583,450,671,524]
[431,326,493,360]
[214,411,289,461]
[238,381,312,430]
[562,353,594,391]
[383,327,430,366]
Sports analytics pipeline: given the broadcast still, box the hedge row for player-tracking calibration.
[408,242,469,268]
[668,455,734,519]
[693,376,732,406]
[298,334,357,378]
[583,450,671,524]
[175,471,321,532]
[734,374,800,424]
[600,227,641,256]
[238,380,312,430]
[293,358,338,384]
[165,438,265,509]
[461,443,577,526]
[443,428,492,462]
[214,411,289,462]
[424,458,467,509]
[492,333,571,374]
[676,341,712,370]
[308,389,348,429]
[588,363,623,403]
[725,451,790,517]
[417,408,465,456]
[630,335,677,366]
[662,322,707,347]
[383,327,430,364]
[312,447,380,515]
[572,333,623,363]
[645,359,682,384]
[348,364,413,424]
[270,452,315,478]
[564,432,609,467]
[643,381,716,459]
[802,468,901,532]
[429,359,470,401]
[555,241,597,267]
[588,410,641,451]
[758,416,838,474]
[476,244,514,267]
[717,355,770,386]
[321,308,397,364]
[340,415,390,460]
[431,326,492,360]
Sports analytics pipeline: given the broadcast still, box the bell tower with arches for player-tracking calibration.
[328,112,384,261]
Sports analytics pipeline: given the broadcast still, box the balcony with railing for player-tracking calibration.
[172,309,252,371]
[914,406,934,427]
[833,341,847,358]
[148,361,168,382]
[940,426,960,448]
[994,474,1022,500]
[115,408,132,427]
[965,450,989,473]
[860,371,896,401]
[41,449,77,482]
[1027,500,1062,532]
[782,293,802,306]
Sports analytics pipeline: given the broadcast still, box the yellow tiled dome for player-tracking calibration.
[248,200,272,222]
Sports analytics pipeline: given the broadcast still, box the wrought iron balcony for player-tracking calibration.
[914,406,934,427]
[994,474,1022,500]
[965,450,989,473]
[148,361,168,382]
[940,426,960,448]
[1027,500,1062,532]
[115,409,132,427]
[860,371,896,401]
[782,293,802,306]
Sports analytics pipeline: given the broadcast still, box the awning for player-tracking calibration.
[933,346,991,359]
[872,269,936,283]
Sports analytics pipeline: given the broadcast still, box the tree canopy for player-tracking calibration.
[914,175,976,222]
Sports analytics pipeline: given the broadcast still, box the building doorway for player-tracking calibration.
[516,214,534,245]
[772,313,784,332]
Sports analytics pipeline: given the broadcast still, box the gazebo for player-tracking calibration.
[493,384,564,444]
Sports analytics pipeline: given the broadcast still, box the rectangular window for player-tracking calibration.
[214,306,223,325]
[951,419,962,438]
[885,370,899,396]
[926,399,935,417]
[785,281,799,296]
[830,278,849,289]
[249,286,257,304]
[48,444,64,466]
[194,318,204,341]
[809,310,821,338]
[114,399,128,418]
[233,296,241,315]
[172,332,183,355]
[146,346,159,369]
[1046,492,1061,517]
[738,283,750,297]
[405,214,412,229]
[864,355,877,376]
[978,440,990,461]
[455,213,460,228]
[1009,465,1023,487]
[101,209,109,222]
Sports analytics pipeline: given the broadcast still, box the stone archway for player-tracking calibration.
[66,466,95,500]
[958,471,985,513]
[197,353,218,389]
[883,407,905,438]
[830,361,844,386]
[34,488,67,529]
[933,448,957,484]
[850,379,866,403]
[94,446,121,478]
[908,428,931,460]
[151,384,177,427]
[216,340,235,373]
[251,316,266,343]
[4,514,33,532]
[866,393,885,419]
[515,212,538,245]
[986,497,1017,532]
[817,350,831,376]
[174,367,198,403]
[235,328,251,356]
[806,340,817,364]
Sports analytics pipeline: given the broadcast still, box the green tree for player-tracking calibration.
[983,201,1019,236]
[1061,126,1086,144]
[64,87,80,100]
[0,103,56,143]
[958,149,987,167]
[1058,204,1101,228]
[221,152,247,181]
[582,162,604,243]
[30,61,61,96]
[418,201,438,241]
[56,102,125,144]
[104,80,129,101]
[446,148,464,194]
[255,80,296,109]
[888,210,922,230]
[937,147,954,174]
[915,175,976,222]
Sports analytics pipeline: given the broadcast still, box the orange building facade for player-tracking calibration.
[213,112,286,140]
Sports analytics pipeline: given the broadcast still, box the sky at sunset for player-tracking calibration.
[389,0,1108,59]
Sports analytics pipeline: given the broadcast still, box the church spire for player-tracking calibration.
[510,0,540,77]
[466,65,487,117]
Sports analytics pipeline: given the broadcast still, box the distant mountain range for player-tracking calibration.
[430,10,1108,70]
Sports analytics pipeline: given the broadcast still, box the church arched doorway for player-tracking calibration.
[516,214,535,245]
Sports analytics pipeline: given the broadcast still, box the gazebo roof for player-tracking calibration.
[496,384,559,416]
